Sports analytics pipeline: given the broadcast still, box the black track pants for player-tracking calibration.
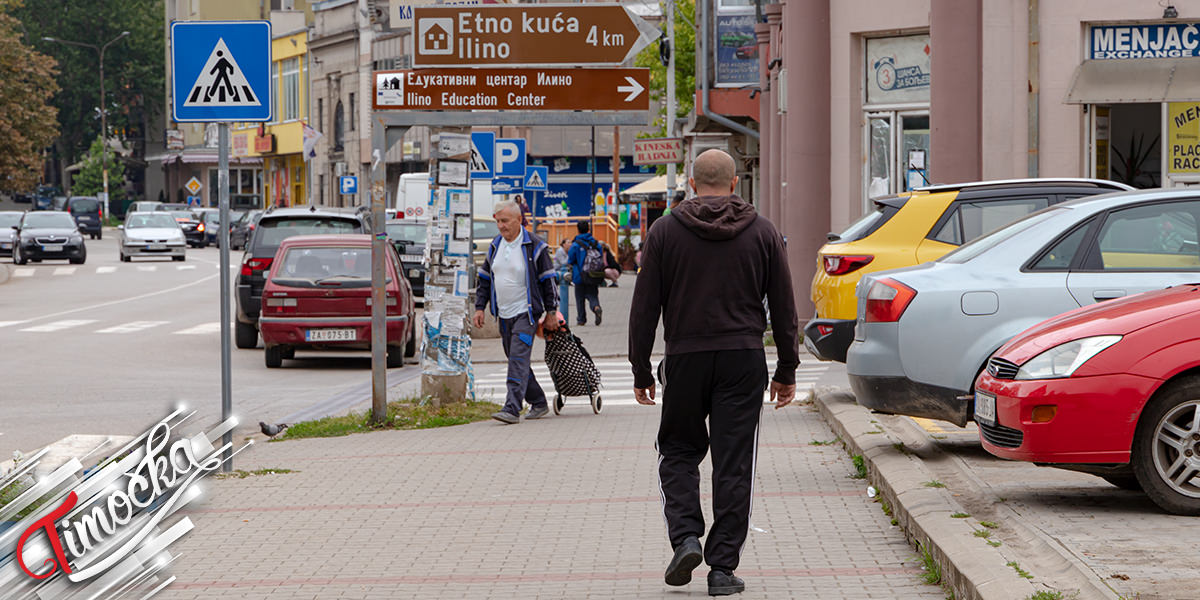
[656,348,767,572]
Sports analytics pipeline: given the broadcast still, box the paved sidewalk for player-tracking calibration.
[162,403,942,599]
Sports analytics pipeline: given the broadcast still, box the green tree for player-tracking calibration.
[73,135,125,206]
[13,0,164,180]
[635,0,696,139]
[0,0,59,194]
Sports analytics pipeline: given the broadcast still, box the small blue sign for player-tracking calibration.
[524,166,548,191]
[339,176,358,195]
[470,132,495,179]
[495,138,526,177]
[492,177,524,194]
[171,21,272,122]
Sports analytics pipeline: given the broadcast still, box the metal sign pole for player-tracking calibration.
[218,123,233,472]
[370,119,387,424]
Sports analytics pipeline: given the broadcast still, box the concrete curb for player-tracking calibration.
[813,389,1041,600]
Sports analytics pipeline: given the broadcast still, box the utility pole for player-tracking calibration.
[44,31,131,219]
[666,0,677,202]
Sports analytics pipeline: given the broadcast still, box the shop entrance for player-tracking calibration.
[1090,103,1161,188]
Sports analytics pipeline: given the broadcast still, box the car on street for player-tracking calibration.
[229,209,263,250]
[156,203,191,212]
[118,212,187,262]
[472,216,498,268]
[10,211,86,265]
[258,234,416,368]
[235,206,371,349]
[66,196,104,239]
[806,179,1132,362]
[168,210,207,248]
[196,209,237,246]
[975,284,1200,515]
[846,187,1200,427]
[386,219,426,301]
[0,211,22,256]
[128,200,162,214]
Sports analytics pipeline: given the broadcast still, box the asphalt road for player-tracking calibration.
[0,230,420,455]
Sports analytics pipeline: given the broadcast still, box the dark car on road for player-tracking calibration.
[235,206,371,348]
[258,234,416,368]
[168,210,208,248]
[386,219,426,301]
[0,211,22,256]
[11,211,86,265]
[229,209,263,250]
[66,196,103,239]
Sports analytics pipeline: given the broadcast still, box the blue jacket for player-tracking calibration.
[567,233,601,285]
[476,229,558,324]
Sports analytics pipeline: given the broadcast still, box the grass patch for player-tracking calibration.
[892,441,910,455]
[276,398,502,441]
[1007,561,1034,580]
[918,542,942,586]
[850,455,868,479]
[973,529,991,539]
[214,468,296,480]
[1029,593,1063,600]
[950,512,970,518]
[809,437,839,446]
[881,501,893,517]
[979,521,999,529]
[0,478,58,519]
[987,540,1002,547]
[923,480,946,488]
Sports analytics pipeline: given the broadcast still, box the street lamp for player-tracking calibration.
[43,31,130,219]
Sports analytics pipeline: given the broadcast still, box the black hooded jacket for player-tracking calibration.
[628,194,800,388]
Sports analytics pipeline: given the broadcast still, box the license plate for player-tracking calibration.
[409,269,422,277]
[306,328,356,342]
[974,391,996,426]
[0,243,9,249]
[42,244,62,252]
[405,254,423,262]
[149,244,166,250]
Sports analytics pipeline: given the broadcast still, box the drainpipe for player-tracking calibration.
[700,0,760,140]
[1028,0,1039,177]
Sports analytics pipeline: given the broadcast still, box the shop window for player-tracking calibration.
[334,100,345,152]
[349,93,356,131]
[282,57,300,121]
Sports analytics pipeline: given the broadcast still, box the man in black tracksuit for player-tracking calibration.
[628,149,800,596]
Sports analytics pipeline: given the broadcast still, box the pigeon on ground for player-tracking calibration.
[259,422,289,437]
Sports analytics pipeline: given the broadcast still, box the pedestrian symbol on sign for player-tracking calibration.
[184,38,261,107]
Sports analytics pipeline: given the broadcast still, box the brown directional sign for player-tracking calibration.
[412,5,659,67]
[373,68,650,111]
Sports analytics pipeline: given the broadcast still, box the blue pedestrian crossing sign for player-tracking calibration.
[171,21,272,122]
[470,132,495,179]
[339,176,358,195]
[524,166,548,191]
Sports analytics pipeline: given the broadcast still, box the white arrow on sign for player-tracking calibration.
[618,77,644,102]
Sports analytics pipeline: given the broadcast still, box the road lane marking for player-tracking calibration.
[137,266,158,272]
[0,321,31,328]
[96,266,116,274]
[96,320,170,334]
[20,319,98,333]
[173,322,222,335]
[53,267,76,276]
[13,269,34,277]
[6,272,217,326]
[176,265,196,270]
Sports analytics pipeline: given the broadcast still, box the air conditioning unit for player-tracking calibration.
[335,162,346,176]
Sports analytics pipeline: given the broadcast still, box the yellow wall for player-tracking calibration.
[273,33,306,61]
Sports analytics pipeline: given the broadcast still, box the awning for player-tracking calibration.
[1066,58,1200,104]
[621,174,683,196]
[159,152,262,165]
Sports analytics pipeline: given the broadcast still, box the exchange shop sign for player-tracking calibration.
[1090,24,1200,60]
[373,68,649,111]
[1169,102,1200,173]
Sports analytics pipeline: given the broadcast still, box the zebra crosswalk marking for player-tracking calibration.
[173,322,222,335]
[19,319,98,333]
[96,321,169,334]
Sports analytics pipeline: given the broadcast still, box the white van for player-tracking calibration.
[394,173,430,222]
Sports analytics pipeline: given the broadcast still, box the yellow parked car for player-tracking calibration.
[804,178,1132,362]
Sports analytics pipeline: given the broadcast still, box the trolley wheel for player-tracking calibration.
[553,394,564,415]
[591,392,603,414]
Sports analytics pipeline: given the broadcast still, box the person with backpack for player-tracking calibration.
[568,220,605,326]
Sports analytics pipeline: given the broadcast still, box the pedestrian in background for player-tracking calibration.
[568,220,604,326]
[474,200,560,424]
[553,238,572,324]
[628,149,800,596]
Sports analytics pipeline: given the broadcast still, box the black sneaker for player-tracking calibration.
[707,570,744,596]
[490,411,519,424]
[664,536,702,586]
[594,306,603,326]
[526,405,549,420]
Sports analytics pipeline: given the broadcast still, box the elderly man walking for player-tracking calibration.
[474,200,560,424]
[629,149,800,596]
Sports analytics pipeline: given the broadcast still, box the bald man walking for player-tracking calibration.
[629,149,800,596]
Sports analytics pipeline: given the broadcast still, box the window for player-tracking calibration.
[272,62,280,122]
[281,58,300,121]
[318,174,325,205]
[931,209,962,245]
[317,98,323,135]
[939,208,1065,265]
[1031,220,1094,270]
[931,198,1049,247]
[349,93,356,131]
[334,100,345,151]
[1094,202,1200,270]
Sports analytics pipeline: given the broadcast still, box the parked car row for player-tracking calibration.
[817,181,1200,515]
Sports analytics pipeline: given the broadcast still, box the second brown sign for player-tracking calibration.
[373,68,650,112]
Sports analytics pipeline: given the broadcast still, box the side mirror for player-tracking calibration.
[117,225,124,230]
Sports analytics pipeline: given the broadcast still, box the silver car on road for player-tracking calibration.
[847,188,1200,426]
[119,212,187,262]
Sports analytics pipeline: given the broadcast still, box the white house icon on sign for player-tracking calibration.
[419,18,454,55]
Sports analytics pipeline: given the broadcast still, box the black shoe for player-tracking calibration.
[576,321,587,327]
[707,570,744,596]
[526,405,549,420]
[664,536,702,586]
[491,411,519,424]
[594,306,603,326]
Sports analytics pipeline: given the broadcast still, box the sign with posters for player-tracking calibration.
[865,34,931,105]
[1169,102,1200,173]
[714,13,758,87]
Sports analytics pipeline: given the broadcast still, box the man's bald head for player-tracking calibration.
[690,149,738,196]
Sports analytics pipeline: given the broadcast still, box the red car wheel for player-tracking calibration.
[1133,377,1200,515]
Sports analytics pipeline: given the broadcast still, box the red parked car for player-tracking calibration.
[975,284,1200,515]
[258,234,416,368]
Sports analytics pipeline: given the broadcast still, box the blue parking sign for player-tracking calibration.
[339,176,358,195]
[171,21,272,122]
[495,138,526,177]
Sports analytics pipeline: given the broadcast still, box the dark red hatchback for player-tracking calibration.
[258,234,416,368]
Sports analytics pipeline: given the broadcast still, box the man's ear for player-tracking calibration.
[688,177,697,193]
[730,175,740,193]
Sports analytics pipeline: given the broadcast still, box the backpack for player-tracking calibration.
[581,239,607,279]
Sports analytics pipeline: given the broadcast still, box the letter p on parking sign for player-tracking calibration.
[495,138,526,177]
